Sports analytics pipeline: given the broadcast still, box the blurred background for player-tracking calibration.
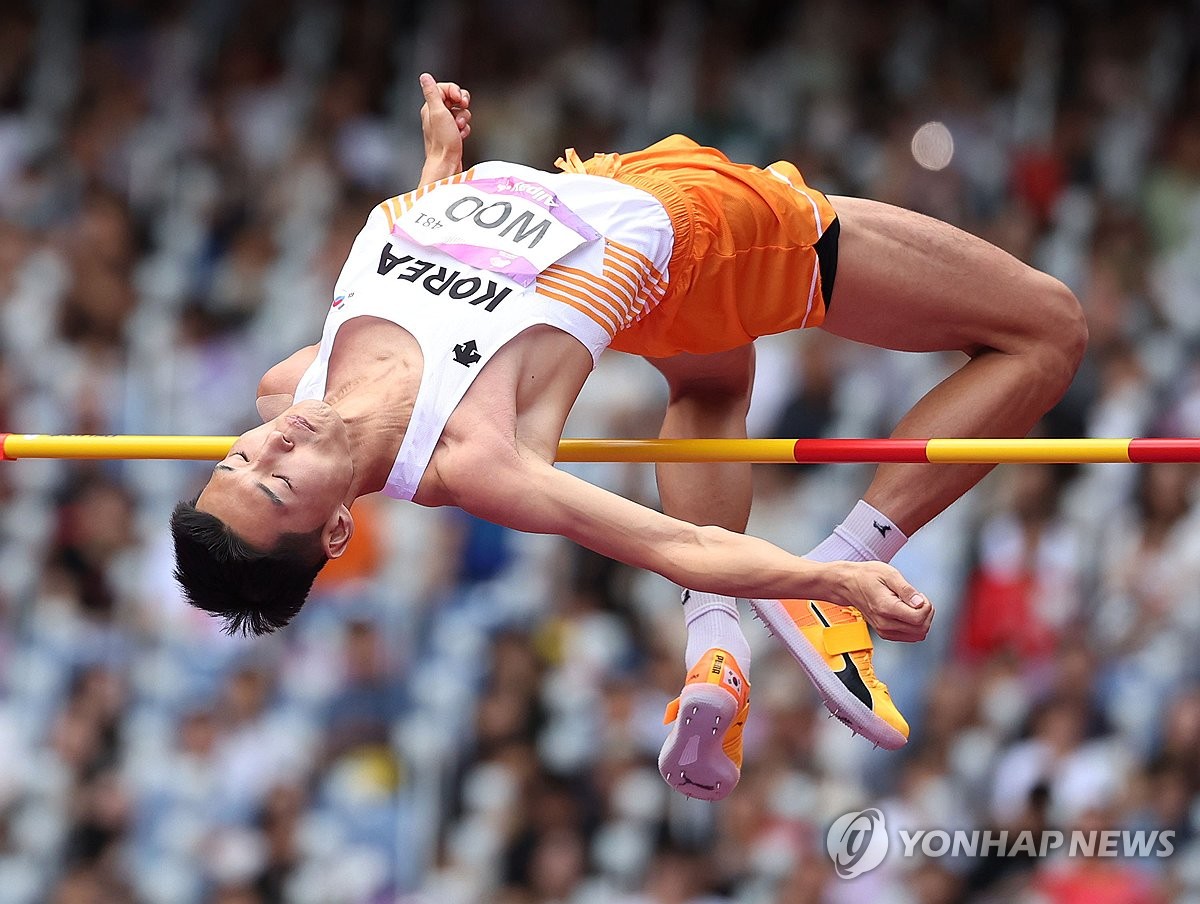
[0,0,1199,902]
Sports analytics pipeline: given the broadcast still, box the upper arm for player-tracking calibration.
[256,344,319,421]
[439,443,844,604]
[446,448,700,578]
[258,344,319,398]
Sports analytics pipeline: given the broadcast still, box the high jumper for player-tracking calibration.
[170,74,1086,800]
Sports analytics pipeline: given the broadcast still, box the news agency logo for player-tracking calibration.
[827,808,889,878]
[826,809,1177,879]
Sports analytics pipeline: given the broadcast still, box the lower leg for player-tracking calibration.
[657,396,752,533]
[651,346,756,669]
[861,349,1060,535]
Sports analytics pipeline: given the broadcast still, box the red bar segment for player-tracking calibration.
[792,439,930,463]
[0,434,8,461]
[1128,438,1200,463]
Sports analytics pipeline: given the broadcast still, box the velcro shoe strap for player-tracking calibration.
[663,697,681,725]
[822,620,873,656]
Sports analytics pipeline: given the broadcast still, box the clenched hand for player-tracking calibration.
[419,72,472,167]
[829,560,934,642]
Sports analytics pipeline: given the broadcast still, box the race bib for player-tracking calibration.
[391,177,601,287]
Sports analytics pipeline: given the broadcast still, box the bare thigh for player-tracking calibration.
[646,343,756,398]
[823,196,1075,354]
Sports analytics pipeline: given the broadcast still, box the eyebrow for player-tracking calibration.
[214,463,285,507]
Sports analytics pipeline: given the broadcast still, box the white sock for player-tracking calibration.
[682,589,752,673]
[805,499,909,563]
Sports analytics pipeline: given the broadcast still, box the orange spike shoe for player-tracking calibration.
[749,599,909,750]
[658,648,751,801]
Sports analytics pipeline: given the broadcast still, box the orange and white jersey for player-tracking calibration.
[372,163,674,357]
[293,161,674,500]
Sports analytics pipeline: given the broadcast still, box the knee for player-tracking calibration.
[668,375,754,415]
[656,346,756,414]
[1028,276,1088,393]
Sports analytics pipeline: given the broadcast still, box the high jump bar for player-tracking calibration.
[1,434,1198,464]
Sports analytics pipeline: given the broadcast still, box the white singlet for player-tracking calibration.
[293,161,675,500]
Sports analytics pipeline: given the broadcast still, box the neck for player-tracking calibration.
[322,323,423,502]
[338,400,410,501]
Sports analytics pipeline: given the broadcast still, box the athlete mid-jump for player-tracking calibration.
[172,75,1086,800]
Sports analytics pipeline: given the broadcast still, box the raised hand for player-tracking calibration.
[418,72,472,184]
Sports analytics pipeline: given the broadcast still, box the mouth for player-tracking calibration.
[286,415,316,433]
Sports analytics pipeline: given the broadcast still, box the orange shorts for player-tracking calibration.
[560,135,839,358]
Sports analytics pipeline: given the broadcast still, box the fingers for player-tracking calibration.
[874,602,934,642]
[869,564,934,642]
[452,105,472,136]
[443,84,470,134]
[418,73,446,111]
[420,74,472,136]
[421,74,470,112]
[875,596,934,642]
[438,80,465,108]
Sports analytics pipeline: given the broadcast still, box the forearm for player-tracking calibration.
[454,453,928,638]
[417,152,462,188]
[656,523,848,603]
[647,523,930,641]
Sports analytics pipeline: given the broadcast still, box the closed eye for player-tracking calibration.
[226,451,291,489]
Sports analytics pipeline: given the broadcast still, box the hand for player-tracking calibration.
[830,560,934,642]
[419,72,471,167]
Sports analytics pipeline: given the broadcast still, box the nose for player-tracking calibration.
[256,430,294,461]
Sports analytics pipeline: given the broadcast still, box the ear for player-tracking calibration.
[323,504,355,558]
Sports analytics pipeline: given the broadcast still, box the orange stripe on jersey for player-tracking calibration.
[599,257,641,297]
[603,261,662,317]
[539,269,631,324]
[539,273,627,327]
[542,285,619,336]
[545,264,637,313]
[381,169,479,226]
[608,262,667,308]
[602,245,664,293]
[606,239,667,287]
[379,200,395,231]
[602,247,666,321]
[535,286,618,336]
[608,262,666,320]
[536,275,624,330]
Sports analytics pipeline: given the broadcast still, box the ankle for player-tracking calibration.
[806,500,909,563]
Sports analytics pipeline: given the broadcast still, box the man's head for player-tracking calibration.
[171,401,356,635]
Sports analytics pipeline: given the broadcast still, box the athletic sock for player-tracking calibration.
[682,590,752,673]
[805,499,909,564]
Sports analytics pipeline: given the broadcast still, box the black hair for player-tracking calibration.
[170,500,328,636]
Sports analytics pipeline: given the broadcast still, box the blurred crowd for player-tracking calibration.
[1,0,1200,902]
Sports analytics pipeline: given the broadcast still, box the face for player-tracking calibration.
[196,400,355,554]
